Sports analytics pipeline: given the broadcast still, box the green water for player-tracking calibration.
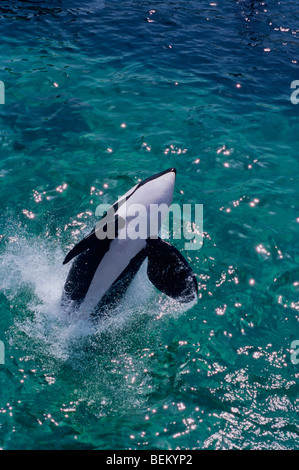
[0,0,298,450]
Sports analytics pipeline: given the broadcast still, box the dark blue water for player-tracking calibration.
[0,0,298,450]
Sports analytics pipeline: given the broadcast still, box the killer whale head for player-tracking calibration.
[113,168,176,214]
[114,167,177,240]
[129,167,176,206]
[62,168,198,317]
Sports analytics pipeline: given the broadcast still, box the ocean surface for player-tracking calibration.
[0,0,298,450]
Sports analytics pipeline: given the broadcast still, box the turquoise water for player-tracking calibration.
[0,0,299,450]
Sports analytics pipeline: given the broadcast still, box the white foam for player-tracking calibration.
[1,222,195,366]
[0,222,197,416]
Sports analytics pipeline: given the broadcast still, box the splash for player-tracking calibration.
[0,222,195,367]
[0,222,198,419]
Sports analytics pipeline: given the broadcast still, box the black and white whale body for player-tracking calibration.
[62,169,198,317]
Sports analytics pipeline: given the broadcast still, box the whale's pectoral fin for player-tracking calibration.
[63,214,120,265]
[63,230,99,265]
[146,238,198,302]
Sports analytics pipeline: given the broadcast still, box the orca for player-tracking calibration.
[62,168,198,317]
